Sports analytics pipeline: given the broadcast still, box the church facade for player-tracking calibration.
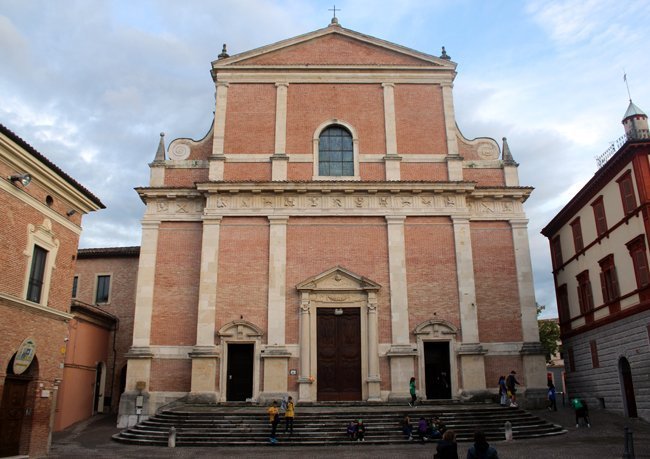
[119,20,545,426]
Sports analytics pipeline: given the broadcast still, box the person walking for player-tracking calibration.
[284,396,295,434]
[436,429,459,459]
[409,376,417,407]
[267,400,280,444]
[547,382,557,412]
[466,430,499,459]
[505,370,520,407]
[498,376,508,406]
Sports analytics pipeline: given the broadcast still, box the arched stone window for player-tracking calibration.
[312,120,360,180]
[319,126,353,176]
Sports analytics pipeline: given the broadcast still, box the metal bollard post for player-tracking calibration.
[623,426,635,459]
[504,421,513,441]
[168,426,176,448]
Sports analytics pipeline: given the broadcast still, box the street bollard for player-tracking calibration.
[168,426,176,448]
[504,421,513,441]
[623,426,635,459]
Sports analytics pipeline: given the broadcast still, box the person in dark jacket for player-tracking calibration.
[436,429,459,459]
[466,431,499,459]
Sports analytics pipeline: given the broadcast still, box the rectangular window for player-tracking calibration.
[95,275,111,304]
[598,254,620,303]
[591,196,608,237]
[617,170,637,216]
[26,245,48,303]
[590,340,600,368]
[570,218,584,253]
[556,284,570,323]
[567,347,575,372]
[626,235,650,288]
[551,236,563,270]
[71,275,78,299]
[576,270,594,315]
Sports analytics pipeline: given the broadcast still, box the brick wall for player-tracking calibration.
[471,221,522,342]
[224,84,276,154]
[216,217,269,334]
[405,217,459,332]
[164,168,209,187]
[401,163,448,181]
[151,222,201,345]
[286,84,385,155]
[463,168,505,187]
[395,85,446,154]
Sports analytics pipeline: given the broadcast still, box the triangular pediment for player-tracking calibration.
[296,266,380,292]
[214,25,454,69]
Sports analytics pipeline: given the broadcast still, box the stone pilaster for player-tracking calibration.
[263,216,290,397]
[298,294,312,402]
[441,83,459,156]
[189,216,222,401]
[209,81,229,181]
[271,82,289,181]
[382,83,401,180]
[511,219,547,403]
[366,292,381,401]
[452,216,486,393]
[386,215,415,399]
[120,219,159,427]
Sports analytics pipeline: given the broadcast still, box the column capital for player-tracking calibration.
[509,218,530,229]
[382,82,395,88]
[385,215,406,224]
[268,215,290,224]
[216,81,230,88]
[275,82,289,88]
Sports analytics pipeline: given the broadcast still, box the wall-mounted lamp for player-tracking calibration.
[8,173,32,187]
[66,209,77,217]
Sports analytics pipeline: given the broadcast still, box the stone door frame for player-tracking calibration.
[414,319,459,400]
[296,266,381,402]
[217,320,263,402]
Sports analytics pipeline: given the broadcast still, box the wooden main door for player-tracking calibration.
[317,308,361,401]
[0,377,29,456]
[226,343,254,401]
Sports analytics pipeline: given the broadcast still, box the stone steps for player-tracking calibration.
[112,403,566,447]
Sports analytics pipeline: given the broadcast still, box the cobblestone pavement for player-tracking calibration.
[46,404,650,458]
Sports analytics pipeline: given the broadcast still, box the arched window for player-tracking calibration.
[318,126,354,176]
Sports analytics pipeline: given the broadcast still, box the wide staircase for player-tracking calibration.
[112,402,566,447]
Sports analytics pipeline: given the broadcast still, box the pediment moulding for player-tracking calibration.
[296,266,381,293]
[414,319,458,337]
[217,320,264,342]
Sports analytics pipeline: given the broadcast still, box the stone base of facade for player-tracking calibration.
[458,389,493,403]
[186,391,219,404]
[521,388,549,409]
[117,391,187,428]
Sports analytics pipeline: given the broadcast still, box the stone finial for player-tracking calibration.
[154,132,166,162]
[440,46,451,60]
[502,137,518,165]
[330,16,340,26]
[218,44,229,60]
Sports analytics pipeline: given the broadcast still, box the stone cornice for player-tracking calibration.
[213,72,453,85]
[136,183,531,220]
[0,293,73,321]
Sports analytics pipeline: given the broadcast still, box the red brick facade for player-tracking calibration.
[119,22,545,423]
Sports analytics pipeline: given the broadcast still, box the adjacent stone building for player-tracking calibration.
[0,123,103,456]
[542,101,650,422]
[54,246,139,431]
[119,20,546,426]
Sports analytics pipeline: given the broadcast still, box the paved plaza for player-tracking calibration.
[46,404,650,458]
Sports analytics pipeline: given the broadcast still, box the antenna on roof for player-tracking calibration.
[624,70,632,102]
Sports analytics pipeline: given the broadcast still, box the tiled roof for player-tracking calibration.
[77,246,140,258]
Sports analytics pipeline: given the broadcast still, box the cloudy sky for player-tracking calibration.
[2,0,650,318]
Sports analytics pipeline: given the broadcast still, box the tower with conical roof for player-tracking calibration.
[622,100,649,140]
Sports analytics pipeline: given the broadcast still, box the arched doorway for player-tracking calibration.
[619,357,637,418]
[0,354,39,456]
